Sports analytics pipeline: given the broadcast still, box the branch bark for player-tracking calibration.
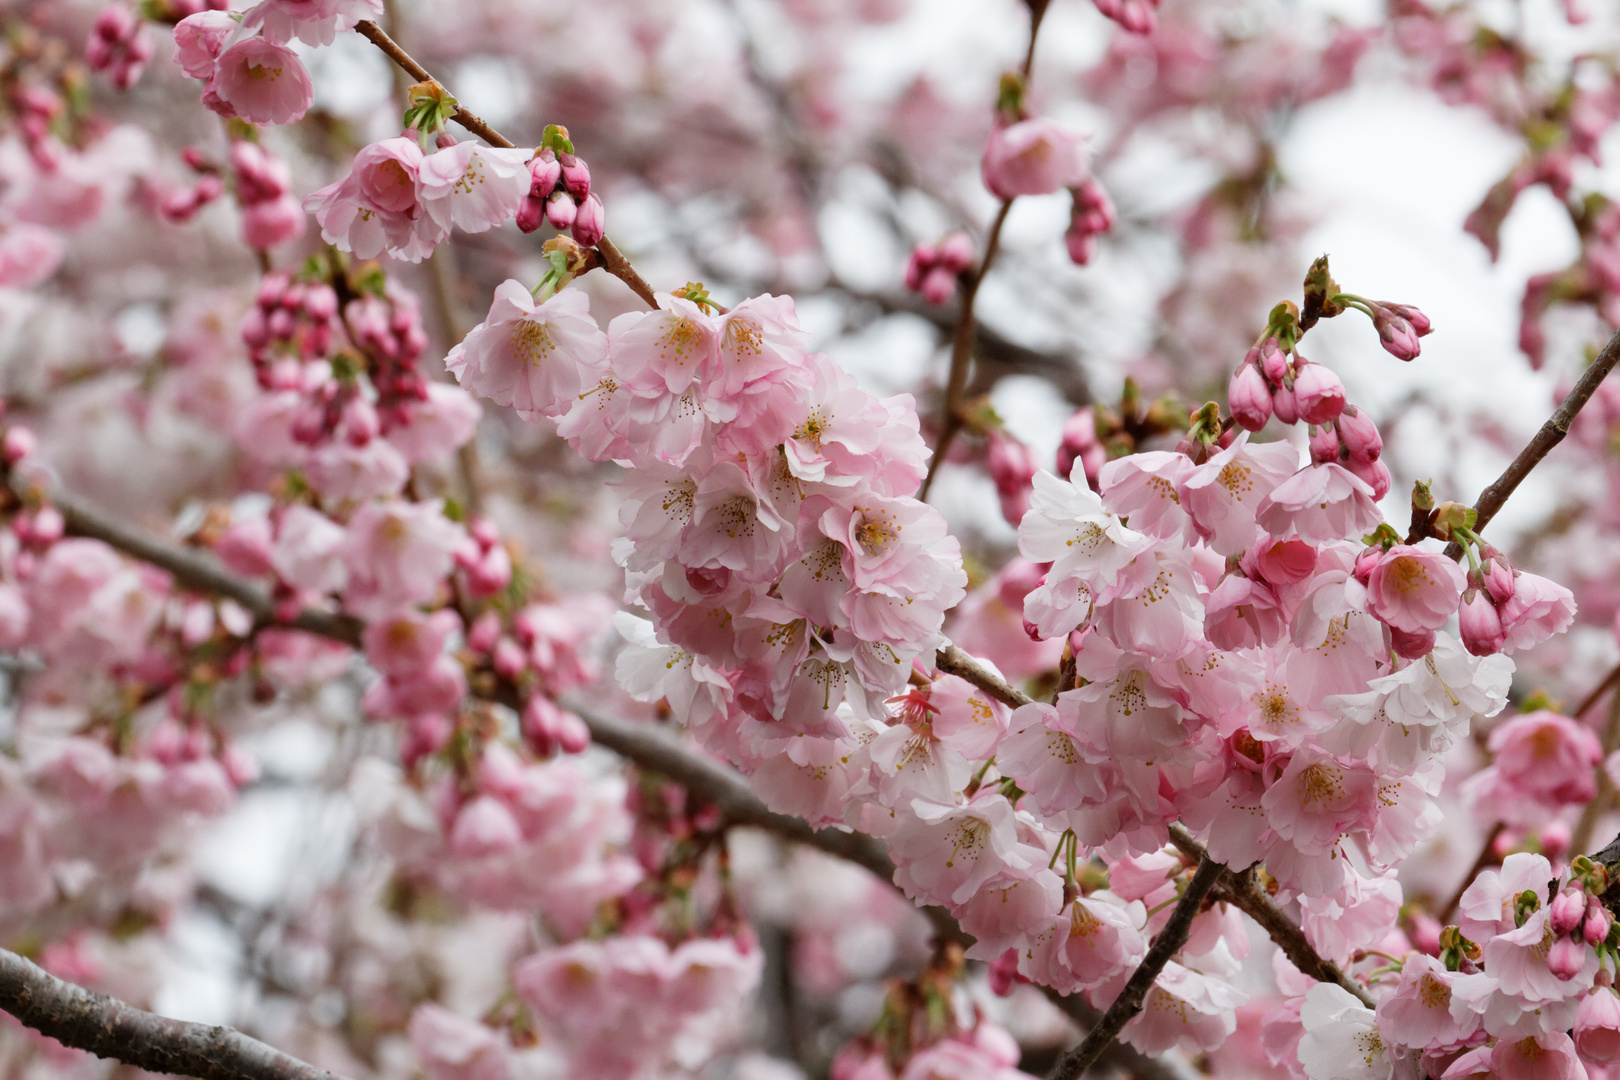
[0,947,351,1080]
[1441,325,1620,556]
[1045,856,1224,1080]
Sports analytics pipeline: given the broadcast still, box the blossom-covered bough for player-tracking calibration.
[7,1,1620,1080]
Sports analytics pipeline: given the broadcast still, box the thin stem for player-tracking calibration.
[0,947,351,1080]
[1444,325,1620,557]
[917,199,1014,502]
[1045,856,1224,1080]
[350,20,659,311]
[1167,825,1375,1008]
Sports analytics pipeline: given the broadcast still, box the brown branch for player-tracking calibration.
[0,947,351,1080]
[1572,686,1620,856]
[349,21,658,310]
[1045,856,1224,1080]
[934,644,1033,710]
[1443,325,1620,557]
[14,475,363,648]
[1166,824,1374,1008]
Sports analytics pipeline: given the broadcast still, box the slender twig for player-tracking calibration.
[1573,660,1620,721]
[349,21,659,310]
[1166,825,1374,1008]
[917,0,1050,504]
[917,199,1014,502]
[933,644,1033,710]
[1045,856,1224,1080]
[0,947,351,1080]
[13,473,363,647]
[1443,325,1620,557]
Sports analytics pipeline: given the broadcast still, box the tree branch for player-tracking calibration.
[13,473,363,648]
[1442,325,1620,556]
[1045,856,1224,1080]
[1166,824,1374,1008]
[933,644,1033,710]
[0,947,351,1080]
[1040,991,1205,1080]
[349,21,659,310]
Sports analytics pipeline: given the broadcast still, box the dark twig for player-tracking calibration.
[1167,825,1374,1008]
[1443,325,1620,556]
[15,475,363,648]
[933,644,1033,710]
[1046,856,1224,1080]
[1039,990,1204,1080]
[350,21,659,310]
[0,947,351,1080]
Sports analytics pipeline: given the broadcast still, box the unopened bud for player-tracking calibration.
[1228,362,1272,432]
[1335,405,1382,462]
[1292,359,1347,425]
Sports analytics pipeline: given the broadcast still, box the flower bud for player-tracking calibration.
[1292,360,1347,424]
[1270,384,1299,425]
[467,610,501,654]
[1257,338,1288,384]
[528,150,560,199]
[1459,590,1506,656]
[1228,363,1272,431]
[903,243,935,290]
[571,193,606,247]
[1483,556,1516,606]
[937,231,975,272]
[544,189,577,229]
[3,426,37,464]
[1587,899,1612,945]
[1549,935,1589,981]
[1335,405,1382,462]
[1551,888,1587,935]
[1344,453,1392,500]
[1388,624,1436,659]
[1308,424,1339,464]
[557,152,591,200]
[921,264,958,306]
[515,195,546,234]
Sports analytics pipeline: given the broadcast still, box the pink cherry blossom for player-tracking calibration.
[980,117,1089,199]
[207,38,314,126]
[447,282,608,420]
[1365,544,1466,634]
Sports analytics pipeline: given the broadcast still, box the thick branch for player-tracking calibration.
[349,21,658,310]
[1046,856,1224,1080]
[1167,825,1374,1008]
[0,947,350,1080]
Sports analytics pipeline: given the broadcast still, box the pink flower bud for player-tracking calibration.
[1270,384,1299,425]
[1308,423,1339,464]
[558,152,591,200]
[1334,405,1382,462]
[465,544,512,598]
[1371,302,1427,361]
[1586,900,1612,945]
[467,611,501,655]
[544,189,577,229]
[988,948,1021,996]
[1063,228,1098,267]
[937,232,975,272]
[493,636,527,680]
[1549,935,1588,981]
[1459,589,1506,656]
[921,264,958,306]
[215,517,275,578]
[514,194,544,234]
[1292,360,1347,424]
[1389,624,1436,659]
[1386,302,1432,337]
[1578,989,1620,1063]
[1543,818,1571,859]
[1344,453,1392,499]
[571,193,606,247]
[242,193,306,250]
[522,695,590,756]
[1483,556,1516,606]
[527,150,560,198]
[303,284,338,323]
[1228,363,1272,431]
[30,507,63,545]
[903,243,935,290]
[1257,338,1288,384]
[1551,889,1587,935]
